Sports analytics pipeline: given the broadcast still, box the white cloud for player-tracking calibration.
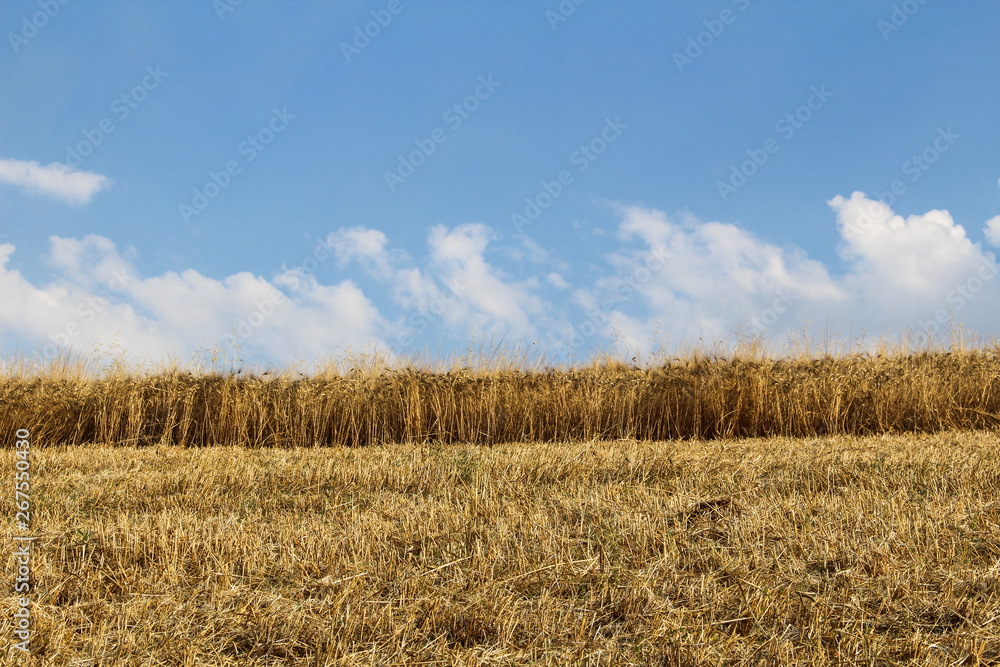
[831,192,976,291]
[425,223,549,339]
[505,235,552,264]
[590,204,844,353]
[4,194,1000,366]
[547,272,569,289]
[985,215,1000,248]
[0,224,554,365]
[0,236,391,366]
[826,192,998,330]
[329,223,555,343]
[0,157,111,205]
[46,235,135,288]
[599,195,1000,356]
[270,270,389,360]
[325,226,394,279]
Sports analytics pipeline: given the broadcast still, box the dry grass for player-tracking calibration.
[3,431,1000,665]
[3,347,1000,447]
[4,346,1000,664]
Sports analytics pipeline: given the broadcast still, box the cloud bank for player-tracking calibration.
[2,193,998,366]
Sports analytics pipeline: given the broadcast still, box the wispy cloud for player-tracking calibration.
[0,157,111,205]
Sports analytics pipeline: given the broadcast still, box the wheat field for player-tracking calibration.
[3,345,1000,448]
[2,347,1000,665]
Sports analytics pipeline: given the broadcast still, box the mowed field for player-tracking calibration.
[3,430,1000,665]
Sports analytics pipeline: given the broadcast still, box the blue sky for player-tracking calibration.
[2,1,999,367]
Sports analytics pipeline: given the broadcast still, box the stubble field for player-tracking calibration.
[2,431,1000,665]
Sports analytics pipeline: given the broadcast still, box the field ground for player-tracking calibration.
[3,431,1000,665]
